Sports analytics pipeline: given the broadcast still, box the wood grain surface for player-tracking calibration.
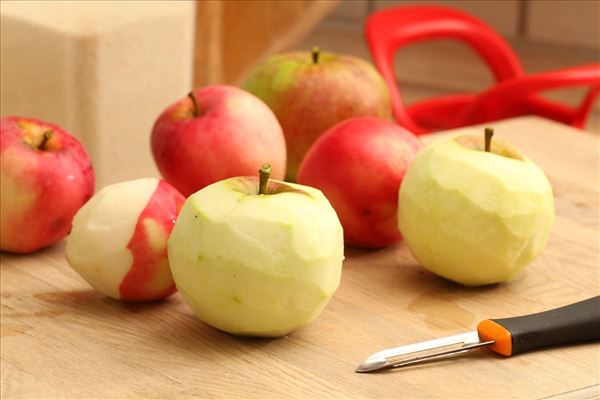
[1,117,599,399]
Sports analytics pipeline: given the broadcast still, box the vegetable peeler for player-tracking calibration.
[356,296,600,373]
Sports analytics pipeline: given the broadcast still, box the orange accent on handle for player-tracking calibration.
[477,319,513,356]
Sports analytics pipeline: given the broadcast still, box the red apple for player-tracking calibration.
[151,85,286,197]
[66,178,185,301]
[243,47,391,181]
[0,116,94,253]
[297,117,422,248]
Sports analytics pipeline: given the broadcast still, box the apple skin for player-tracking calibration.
[168,176,344,337]
[242,49,391,181]
[66,178,185,301]
[397,135,555,286]
[297,117,422,248]
[151,85,286,197]
[0,116,94,253]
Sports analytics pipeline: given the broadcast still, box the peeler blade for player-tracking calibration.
[356,330,493,373]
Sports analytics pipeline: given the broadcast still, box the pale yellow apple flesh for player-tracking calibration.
[398,135,555,286]
[168,177,344,337]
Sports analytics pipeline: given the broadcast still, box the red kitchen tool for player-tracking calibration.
[356,296,600,373]
[365,5,600,135]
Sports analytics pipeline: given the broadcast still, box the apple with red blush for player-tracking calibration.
[66,178,185,301]
[1,116,94,253]
[297,117,422,248]
[243,47,391,181]
[151,85,286,197]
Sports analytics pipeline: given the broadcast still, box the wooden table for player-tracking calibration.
[1,117,598,399]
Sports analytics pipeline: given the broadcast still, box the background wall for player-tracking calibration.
[329,0,600,47]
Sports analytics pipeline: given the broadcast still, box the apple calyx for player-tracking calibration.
[311,46,320,64]
[188,91,201,117]
[259,163,271,195]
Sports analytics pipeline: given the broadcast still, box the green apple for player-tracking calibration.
[398,128,554,286]
[168,164,344,337]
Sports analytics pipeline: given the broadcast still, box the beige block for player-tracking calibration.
[527,0,600,48]
[373,0,520,36]
[1,1,196,188]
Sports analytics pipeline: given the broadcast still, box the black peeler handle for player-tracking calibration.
[477,296,600,356]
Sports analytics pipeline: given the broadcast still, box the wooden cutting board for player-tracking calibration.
[1,117,598,399]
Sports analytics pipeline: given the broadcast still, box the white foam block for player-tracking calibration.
[1,1,196,187]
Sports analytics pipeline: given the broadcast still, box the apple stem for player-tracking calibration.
[39,130,53,149]
[188,91,201,117]
[258,163,271,195]
[311,46,320,64]
[484,127,494,152]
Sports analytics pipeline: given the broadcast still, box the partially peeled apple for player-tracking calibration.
[66,178,185,301]
[398,128,555,286]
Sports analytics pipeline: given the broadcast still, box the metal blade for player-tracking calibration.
[356,330,494,373]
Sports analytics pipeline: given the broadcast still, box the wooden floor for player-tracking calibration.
[293,20,600,133]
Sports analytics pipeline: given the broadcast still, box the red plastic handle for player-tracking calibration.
[365,5,524,134]
[365,5,599,133]
[463,63,600,127]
